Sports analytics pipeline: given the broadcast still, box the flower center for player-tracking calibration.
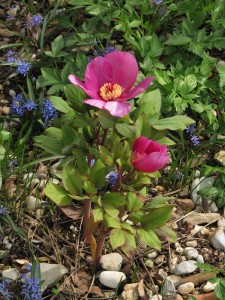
[99,83,124,101]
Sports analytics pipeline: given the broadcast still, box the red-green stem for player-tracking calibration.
[95,224,110,268]
[101,129,108,145]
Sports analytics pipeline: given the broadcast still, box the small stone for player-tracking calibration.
[166,275,182,285]
[154,255,165,264]
[39,179,47,190]
[23,173,35,181]
[175,199,195,210]
[99,271,126,289]
[9,89,16,97]
[179,186,189,197]
[122,283,138,300]
[100,253,123,271]
[184,247,199,260]
[2,268,20,281]
[36,209,45,218]
[175,246,184,255]
[174,260,198,275]
[156,268,167,281]
[196,255,204,263]
[145,259,154,269]
[176,295,183,300]
[186,240,198,247]
[26,196,42,211]
[39,263,68,291]
[161,279,176,299]
[151,295,162,300]
[214,150,225,166]
[147,251,158,259]
[178,282,194,295]
[2,107,10,115]
[217,218,225,227]
[183,212,220,225]
[210,227,225,250]
[203,281,217,292]
[30,178,40,188]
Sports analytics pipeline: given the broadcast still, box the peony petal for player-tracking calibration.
[132,136,151,154]
[83,99,106,109]
[133,151,169,173]
[104,101,131,117]
[146,140,163,153]
[85,56,113,91]
[119,77,154,101]
[69,75,101,99]
[105,51,138,90]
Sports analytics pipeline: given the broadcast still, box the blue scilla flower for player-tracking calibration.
[31,15,44,28]
[191,135,200,146]
[154,0,163,4]
[0,281,14,299]
[186,123,196,134]
[103,46,117,55]
[5,50,19,63]
[0,205,8,215]
[10,93,26,116]
[7,6,17,20]
[23,101,38,111]
[16,61,31,77]
[106,171,118,188]
[21,276,42,300]
[42,99,58,127]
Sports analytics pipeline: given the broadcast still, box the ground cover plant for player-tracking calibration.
[1,0,225,299]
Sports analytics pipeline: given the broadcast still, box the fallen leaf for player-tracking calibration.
[138,279,145,297]
[0,28,18,37]
[189,292,217,300]
[90,285,104,296]
[59,205,82,220]
[174,272,216,288]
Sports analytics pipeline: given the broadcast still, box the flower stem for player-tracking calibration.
[95,224,110,269]
[101,129,108,145]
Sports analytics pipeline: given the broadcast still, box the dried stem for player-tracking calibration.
[83,198,91,240]
[95,224,110,269]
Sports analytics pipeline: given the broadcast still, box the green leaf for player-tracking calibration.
[93,205,104,222]
[143,197,173,209]
[0,145,5,161]
[137,228,161,250]
[151,115,194,131]
[97,110,116,129]
[110,229,126,249]
[103,193,126,207]
[141,206,174,229]
[126,192,144,212]
[104,203,120,218]
[216,63,225,87]
[138,89,161,116]
[62,165,83,195]
[62,126,78,155]
[44,183,72,206]
[49,96,70,113]
[64,84,87,113]
[41,68,61,86]
[214,278,225,300]
[104,214,121,229]
[116,123,136,138]
[51,35,64,56]
[83,181,97,194]
[34,135,63,155]
[165,35,191,45]
[89,159,108,188]
[1,215,26,238]
[99,146,114,166]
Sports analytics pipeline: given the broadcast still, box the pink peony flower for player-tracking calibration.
[131,136,169,173]
[68,51,154,117]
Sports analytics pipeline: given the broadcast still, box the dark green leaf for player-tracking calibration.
[44,183,72,206]
[62,165,83,195]
[137,228,161,250]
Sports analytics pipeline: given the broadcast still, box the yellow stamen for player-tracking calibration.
[99,83,124,101]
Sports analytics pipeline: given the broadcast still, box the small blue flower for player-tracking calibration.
[30,15,44,28]
[106,171,118,188]
[23,101,37,111]
[191,135,200,146]
[16,61,31,76]
[186,124,196,134]
[21,276,42,300]
[103,46,117,55]
[0,205,8,215]
[5,50,19,63]
[154,0,163,4]
[7,6,17,20]
[0,281,14,299]
[10,93,26,116]
[42,99,58,127]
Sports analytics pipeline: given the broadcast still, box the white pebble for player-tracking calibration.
[184,247,198,260]
[203,281,217,292]
[178,282,195,295]
[99,271,126,289]
[100,253,123,271]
